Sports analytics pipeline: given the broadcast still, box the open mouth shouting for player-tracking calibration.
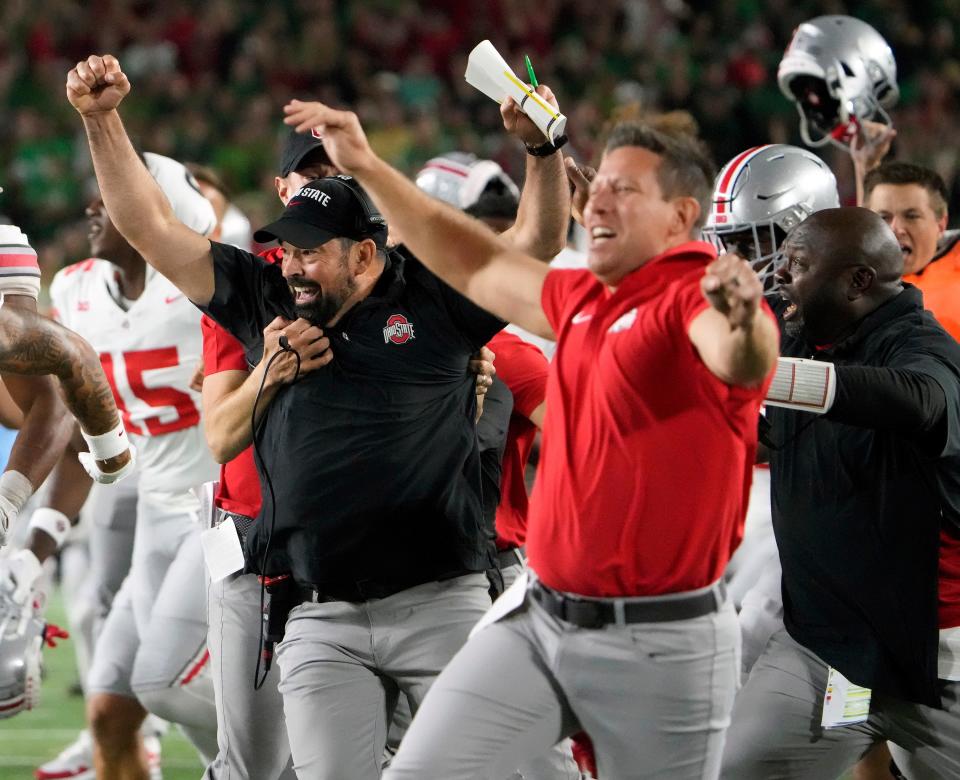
[780,291,799,322]
[289,279,321,306]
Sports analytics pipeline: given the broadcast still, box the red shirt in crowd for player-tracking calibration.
[487,330,549,550]
[527,241,773,598]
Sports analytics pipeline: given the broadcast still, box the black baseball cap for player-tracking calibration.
[253,176,388,250]
[278,128,332,177]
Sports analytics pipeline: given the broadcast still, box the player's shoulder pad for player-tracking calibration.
[50,258,104,301]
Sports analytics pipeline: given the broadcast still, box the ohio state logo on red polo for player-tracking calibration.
[383,314,416,344]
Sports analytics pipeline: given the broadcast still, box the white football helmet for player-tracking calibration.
[778,15,898,149]
[0,580,45,718]
[143,152,218,236]
[703,144,840,285]
[415,152,520,212]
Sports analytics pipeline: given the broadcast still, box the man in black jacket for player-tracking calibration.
[722,207,960,779]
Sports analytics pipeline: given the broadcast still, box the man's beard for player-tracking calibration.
[783,314,805,340]
[295,292,343,326]
[292,276,356,326]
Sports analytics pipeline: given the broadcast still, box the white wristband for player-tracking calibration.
[765,357,837,414]
[81,420,131,461]
[29,508,72,549]
[0,469,34,512]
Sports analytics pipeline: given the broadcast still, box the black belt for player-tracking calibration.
[530,579,726,628]
[497,546,525,569]
[299,568,475,605]
[213,508,256,547]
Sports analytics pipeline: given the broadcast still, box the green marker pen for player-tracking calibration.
[524,54,539,89]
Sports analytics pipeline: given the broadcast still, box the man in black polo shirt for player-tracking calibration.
[721,207,960,779]
[67,55,504,778]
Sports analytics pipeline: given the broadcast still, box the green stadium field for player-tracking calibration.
[0,589,203,779]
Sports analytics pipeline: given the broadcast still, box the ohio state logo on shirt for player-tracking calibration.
[383,314,416,344]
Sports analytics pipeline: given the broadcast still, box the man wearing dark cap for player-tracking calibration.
[721,207,960,779]
[69,54,508,779]
[197,128,339,780]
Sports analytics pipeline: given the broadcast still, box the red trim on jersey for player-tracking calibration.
[179,649,210,686]
[0,252,38,267]
[63,258,96,276]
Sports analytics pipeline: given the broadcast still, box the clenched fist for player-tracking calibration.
[66,54,130,115]
[701,252,764,330]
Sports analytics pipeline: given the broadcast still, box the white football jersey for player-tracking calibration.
[50,259,217,496]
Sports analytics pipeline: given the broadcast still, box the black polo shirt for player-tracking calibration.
[200,241,504,593]
[766,285,960,706]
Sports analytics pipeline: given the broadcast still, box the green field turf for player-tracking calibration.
[0,589,204,780]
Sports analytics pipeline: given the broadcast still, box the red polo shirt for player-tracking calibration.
[201,246,283,519]
[526,241,773,597]
[488,330,548,549]
[201,316,262,517]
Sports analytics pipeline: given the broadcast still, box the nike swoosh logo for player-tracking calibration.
[164,295,183,304]
[572,311,592,324]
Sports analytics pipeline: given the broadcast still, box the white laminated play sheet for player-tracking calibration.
[200,516,246,583]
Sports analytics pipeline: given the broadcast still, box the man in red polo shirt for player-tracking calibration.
[281,100,778,778]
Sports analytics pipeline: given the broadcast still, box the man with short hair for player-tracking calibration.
[864,161,960,339]
[279,92,779,777]
[720,207,960,780]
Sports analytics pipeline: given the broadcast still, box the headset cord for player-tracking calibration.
[252,338,300,690]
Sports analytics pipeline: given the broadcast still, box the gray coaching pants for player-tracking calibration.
[383,573,740,780]
[719,628,960,780]
[500,562,583,780]
[206,571,297,780]
[275,571,492,779]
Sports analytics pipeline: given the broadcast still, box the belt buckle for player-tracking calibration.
[562,598,605,629]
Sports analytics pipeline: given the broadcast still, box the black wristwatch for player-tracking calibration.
[525,134,568,157]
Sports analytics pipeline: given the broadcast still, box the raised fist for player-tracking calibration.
[66,55,130,115]
[701,252,763,330]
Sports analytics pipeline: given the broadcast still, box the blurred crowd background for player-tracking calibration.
[2,0,959,295]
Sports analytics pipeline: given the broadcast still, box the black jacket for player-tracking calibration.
[767,285,960,706]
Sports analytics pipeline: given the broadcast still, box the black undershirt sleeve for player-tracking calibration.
[827,365,948,452]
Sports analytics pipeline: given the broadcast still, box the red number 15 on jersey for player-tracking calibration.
[100,347,199,436]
